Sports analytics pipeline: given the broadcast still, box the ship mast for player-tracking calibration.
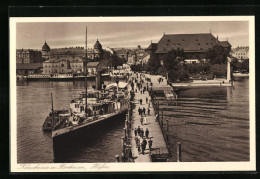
[85,26,88,118]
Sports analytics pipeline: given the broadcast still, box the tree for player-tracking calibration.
[230,57,241,71]
[206,45,229,64]
[161,50,180,71]
[146,53,160,74]
[240,60,249,73]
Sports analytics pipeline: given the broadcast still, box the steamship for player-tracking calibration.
[51,82,129,143]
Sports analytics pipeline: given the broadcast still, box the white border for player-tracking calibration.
[10,16,256,172]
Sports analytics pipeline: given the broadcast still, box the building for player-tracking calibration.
[146,33,232,62]
[114,48,129,61]
[40,39,103,61]
[127,51,137,65]
[136,45,145,62]
[16,63,43,75]
[231,46,249,61]
[16,49,42,63]
[86,62,101,75]
[42,58,69,74]
[69,57,84,73]
[142,53,150,65]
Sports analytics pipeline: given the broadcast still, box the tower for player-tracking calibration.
[93,39,103,59]
[42,41,51,60]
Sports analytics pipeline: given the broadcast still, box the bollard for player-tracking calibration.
[124,128,127,139]
[177,142,182,162]
[166,119,169,132]
[161,109,164,126]
[125,120,128,128]
[115,155,120,162]
[121,137,125,146]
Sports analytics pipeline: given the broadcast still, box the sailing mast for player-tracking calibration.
[85,26,88,118]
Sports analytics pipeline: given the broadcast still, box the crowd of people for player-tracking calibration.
[130,72,154,156]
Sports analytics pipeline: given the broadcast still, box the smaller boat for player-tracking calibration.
[42,93,70,132]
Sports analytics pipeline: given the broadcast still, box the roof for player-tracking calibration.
[219,41,232,48]
[155,33,219,53]
[87,62,100,67]
[232,46,249,52]
[16,63,43,70]
[42,41,50,51]
[147,43,158,50]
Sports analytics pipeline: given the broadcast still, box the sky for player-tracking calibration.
[16,21,249,49]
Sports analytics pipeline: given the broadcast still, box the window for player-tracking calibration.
[61,64,64,67]
[195,39,198,41]
[167,39,170,42]
[198,43,200,45]
[206,43,209,45]
[200,48,203,50]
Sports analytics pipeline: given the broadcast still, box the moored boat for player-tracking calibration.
[51,82,129,140]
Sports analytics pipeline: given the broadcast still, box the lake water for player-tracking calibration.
[158,77,249,162]
[16,77,249,163]
[16,79,126,163]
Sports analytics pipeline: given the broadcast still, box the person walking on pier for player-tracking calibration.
[141,140,145,155]
[148,138,153,151]
[140,128,144,138]
[134,128,137,136]
[146,97,148,104]
[138,137,142,154]
[139,99,142,105]
[145,128,149,138]
[138,107,141,116]
[137,126,141,135]
[143,107,146,115]
[142,138,147,155]
[140,116,143,126]
[143,115,147,125]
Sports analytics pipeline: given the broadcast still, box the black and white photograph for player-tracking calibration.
[10,16,255,172]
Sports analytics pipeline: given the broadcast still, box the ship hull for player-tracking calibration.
[52,110,127,162]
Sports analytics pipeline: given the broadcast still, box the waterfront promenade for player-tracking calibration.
[130,74,168,162]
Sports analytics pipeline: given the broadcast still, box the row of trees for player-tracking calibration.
[131,45,234,82]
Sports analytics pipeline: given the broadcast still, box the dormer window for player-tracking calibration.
[167,39,170,42]
[198,43,200,45]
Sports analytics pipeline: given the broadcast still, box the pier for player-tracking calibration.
[125,73,171,162]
